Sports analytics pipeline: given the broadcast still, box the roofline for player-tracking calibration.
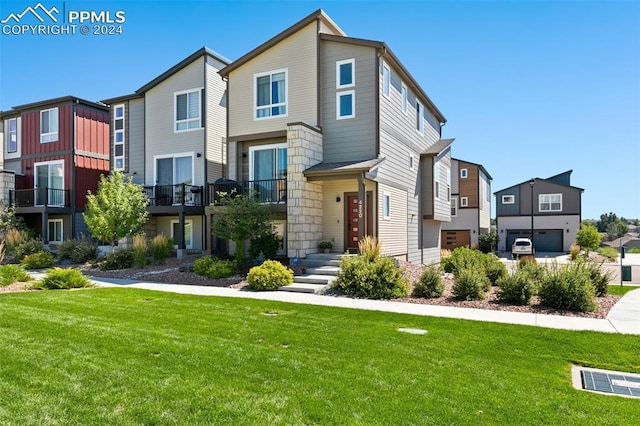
[101,93,143,105]
[320,33,446,123]
[452,157,493,180]
[219,9,345,77]
[4,96,108,114]
[493,177,584,195]
[420,138,455,157]
[303,158,385,178]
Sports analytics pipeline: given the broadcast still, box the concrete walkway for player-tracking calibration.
[90,276,640,335]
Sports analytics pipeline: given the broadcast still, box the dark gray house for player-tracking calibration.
[494,170,584,253]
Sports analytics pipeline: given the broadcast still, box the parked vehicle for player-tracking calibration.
[512,238,534,257]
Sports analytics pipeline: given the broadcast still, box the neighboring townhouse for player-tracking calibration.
[494,170,583,253]
[215,9,452,264]
[441,158,492,249]
[0,96,110,244]
[101,47,229,254]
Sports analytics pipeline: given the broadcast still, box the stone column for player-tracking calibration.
[0,170,16,206]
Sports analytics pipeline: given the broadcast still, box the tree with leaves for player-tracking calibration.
[576,224,601,256]
[211,194,271,263]
[84,171,149,253]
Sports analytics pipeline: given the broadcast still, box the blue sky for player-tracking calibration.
[1,0,638,220]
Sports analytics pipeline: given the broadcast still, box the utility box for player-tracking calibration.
[622,265,632,282]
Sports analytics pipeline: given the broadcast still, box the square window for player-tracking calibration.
[337,91,355,119]
[336,59,354,88]
[255,70,287,119]
[539,194,562,212]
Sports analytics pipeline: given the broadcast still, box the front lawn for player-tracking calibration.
[607,284,640,296]
[1,288,638,424]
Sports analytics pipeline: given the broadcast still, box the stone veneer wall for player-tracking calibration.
[0,170,15,206]
[286,123,323,259]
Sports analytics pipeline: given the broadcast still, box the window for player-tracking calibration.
[383,193,390,219]
[171,219,193,250]
[175,89,201,131]
[34,160,64,206]
[409,153,415,171]
[336,58,354,89]
[416,101,424,134]
[336,90,355,119]
[451,197,458,217]
[48,219,63,243]
[446,168,451,202]
[502,195,515,204]
[382,63,390,98]
[461,197,468,207]
[460,168,468,178]
[7,118,17,153]
[155,153,195,205]
[401,84,407,114]
[539,194,562,212]
[40,108,58,143]
[249,143,287,203]
[114,104,125,170]
[434,163,440,199]
[255,69,287,119]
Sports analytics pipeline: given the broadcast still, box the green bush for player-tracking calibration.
[12,238,45,262]
[597,246,618,262]
[334,255,408,299]
[628,247,640,254]
[579,261,611,297]
[518,261,545,283]
[441,253,454,273]
[247,260,293,291]
[478,232,498,254]
[452,268,489,301]
[496,271,538,305]
[100,249,135,271]
[151,234,172,264]
[0,264,31,286]
[249,232,280,260]
[58,236,98,264]
[194,256,236,279]
[133,235,148,268]
[446,247,487,276]
[539,264,596,312]
[38,268,92,290]
[485,257,508,285]
[21,251,54,269]
[412,265,444,298]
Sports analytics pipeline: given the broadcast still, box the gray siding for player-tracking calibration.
[73,212,89,238]
[497,180,581,217]
[320,40,377,162]
[4,158,21,174]
[433,150,451,222]
[127,98,145,185]
[205,56,228,183]
[496,186,520,216]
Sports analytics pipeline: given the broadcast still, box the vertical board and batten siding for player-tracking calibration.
[433,150,451,222]
[75,156,109,208]
[127,98,146,184]
[145,57,205,186]
[75,105,109,156]
[205,56,228,183]
[228,22,319,137]
[20,104,73,155]
[518,180,581,216]
[496,186,520,216]
[319,40,377,163]
[21,156,71,193]
[377,182,408,257]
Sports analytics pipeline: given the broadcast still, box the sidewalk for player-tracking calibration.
[90,276,640,335]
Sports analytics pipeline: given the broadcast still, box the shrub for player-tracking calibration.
[485,256,508,285]
[580,260,611,297]
[133,235,148,268]
[21,251,54,269]
[628,247,640,254]
[358,236,382,261]
[452,268,489,301]
[194,256,236,279]
[478,232,498,254]
[38,268,92,290]
[249,232,280,260]
[100,249,134,271]
[150,234,172,264]
[518,255,537,268]
[597,246,618,262]
[0,240,5,264]
[496,271,537,305]
[412,265,444,298]
[12,238,45,262]
[446,247,487,277]
[334,255,408,299]
[518,261,545,283]
[569,244,580,261]
[58,236,98,264]
[247,260,293,291]
[4,228,28,253]
[440,251,454,273]
[539,264,596,312]
[0,264,31,286]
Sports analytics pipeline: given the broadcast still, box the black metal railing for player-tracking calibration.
[208,178,287,205]
[9,188,69,208]
[143,183,204,207]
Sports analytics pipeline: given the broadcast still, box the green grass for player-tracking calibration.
[607,284,640,296]
[1,288,639,425]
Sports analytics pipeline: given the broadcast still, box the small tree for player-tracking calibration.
[576,224,601,256]
[84,171,149,253]
[211,194,271,263]
[0,204,25,239]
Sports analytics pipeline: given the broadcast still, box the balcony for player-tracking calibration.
[143,184,205,207]
[208,178,287,205]
[9,188,70,208]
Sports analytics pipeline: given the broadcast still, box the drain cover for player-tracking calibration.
[398,328,427,335]
[573,366,640,398]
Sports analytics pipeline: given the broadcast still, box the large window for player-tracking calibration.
[48,219,63,243]
[255,69,287,119]
[336,58,354,89]
[539,194,562,212]
[34,160,64,206]
[336,90,355,119]
[171,219,193,250]
[175,89,201,131]
[7,118,17,153]
[249,143,287,203]
[114,104,125,170]
[40,108,58,143]
[155,153,194,205]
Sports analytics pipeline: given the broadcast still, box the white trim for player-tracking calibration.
[401,84,408,114]
[248,143,287,181]
[336,58,355,89]
[446,168,451,202]
[34,159,65,207]
[48,218,64,243]
[451,197,458,217]
[153,152,195,186]
[409,153,415,171]
[434,163,440,200]
[539,193,562,212]
[383,192,391,220]
[461,197,468,207]
[460,168,468,178]
[113,103,125,171]
[336,90,355,120]
[502,195,515,204]
[174,87,203,133]
[382,63,390,98]
[40,107,58,143]
[254,68,288,120]
[171,219,193,250]
[7,118,18,153]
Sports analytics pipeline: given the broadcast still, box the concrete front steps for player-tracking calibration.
[278,253,347,294]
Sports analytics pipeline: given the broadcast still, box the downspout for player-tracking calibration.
[203,55,208,251]
[419,155,423,265]
[71,100,77,240]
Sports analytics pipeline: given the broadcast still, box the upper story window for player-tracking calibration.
[336,58,354,89]
[7,118,17,153]
[114,104,125,171]
[416,101,424,134]
[401,84,407,114]
[446,168,451,201]
[383,193,390,219]
[255,69,287,119]
[461,197,468,207]
[451,197,458,217]
[40,108,58,143]
[336,90,355,120]
[539,193,562,212]
[382,63,390,98]
[434,163,440,200]
[409,153,415,171]
[460,168,468,178]
[502,195,515,204]
[175,89,201,131]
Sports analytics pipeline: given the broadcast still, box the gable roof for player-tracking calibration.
[1,96,108,117]
[453,158,493,181]
[493,171,584,195]
[101,47,229,104]
[219,9,345,77]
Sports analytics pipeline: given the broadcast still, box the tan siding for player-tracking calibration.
[378,183,407,257]
[228,22,318,137]
[205,56,227,183]
[127,98,145,185]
